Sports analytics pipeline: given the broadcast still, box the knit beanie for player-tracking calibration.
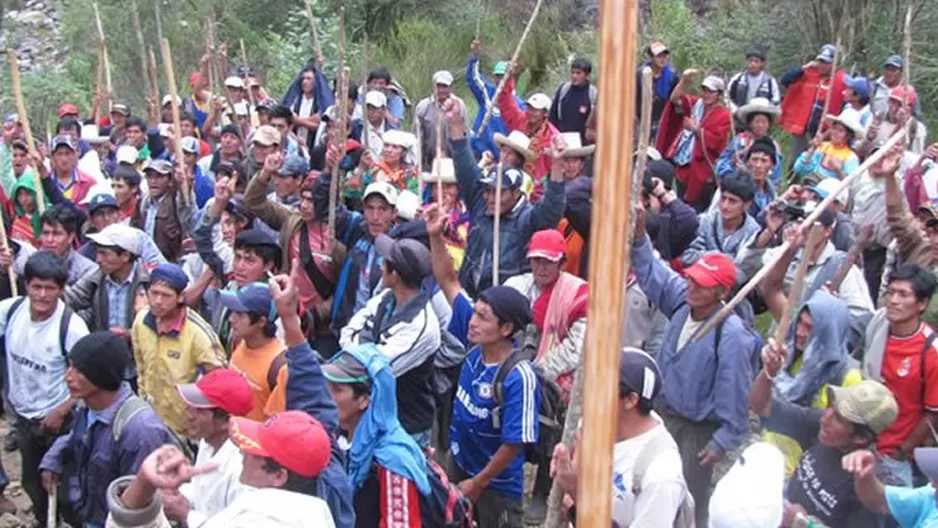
[68,332,130,391]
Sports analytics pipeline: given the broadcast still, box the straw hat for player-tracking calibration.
[736,97,781,123]
[422,157,457,184]
[493,130,535,162]
[825,112,865,137]
[557,132,595,158]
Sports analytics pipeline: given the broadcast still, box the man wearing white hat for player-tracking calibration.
[352,91,390,160]
[160,95,183,125]
[422,157,470,269]
[224,76,247,106]
[414,70,466,170]
[496,62,559,186]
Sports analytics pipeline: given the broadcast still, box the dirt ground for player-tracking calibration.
[0,421,40,528]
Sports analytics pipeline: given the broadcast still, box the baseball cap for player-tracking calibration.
[827,380,898,434]
[889,85,917,107]
[87,223,138,255]
[234,229,278,249]
[918,202,938,220]
[225,76,245,89]
[57,103,79,118]
[648,41,669,56]
[618,347,662,403]
[322,352,371,384]
[177,368,254,417]
[883,54,904,69]
[180,136,200,155]
[843,76,870,103]
[110,104,131,116]
[51,134,78,152]
[808,178,846,204]
[86,194,120,215]
[480,167,524,190]
[278,154,309,177]
[493,61,509,76]
[144,159,173,175]
[363,181,399,206]
[744,44,766,61]
[230,411,331,478]
[816,44,836,63]
[526,93,552,111]
[252,125,281,147]
[161,94,182,107]
[684,252,736,289]
[527,229,566,262]
[116,145,139,165]
[701,75,726,92]
[374,234,431,284]
[365,90,387,108]
[219,282,277,321]
[432,70,454,86]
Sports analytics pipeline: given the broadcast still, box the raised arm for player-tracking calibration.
[759,215,801,322]
[426,203,460,306]
[843,450,889,515]
[244,151,289,230]
[750,339,786,417]
[496,73,526,132]
[630,205,689,317]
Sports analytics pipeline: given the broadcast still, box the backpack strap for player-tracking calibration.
[5,298,25,328]
[492,348,534,429]
[112,395,151,442]
[588,84,598,107]
[59,305,74,357]
[267,350,288,390]
[920,329,938,405]
[299,223,337,300]
[631,427,674,495]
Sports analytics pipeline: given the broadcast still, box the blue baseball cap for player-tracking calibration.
[883,54,903,69]
[480,166,524,190]
[87,194,119,214]
[219,282,277,321]
[816,44,836,63]
[844,76,870,104]
[278,154,310,177]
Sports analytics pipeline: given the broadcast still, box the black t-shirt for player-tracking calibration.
[764,398,882,527]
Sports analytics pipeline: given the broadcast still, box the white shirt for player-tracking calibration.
[296,95,316,144]
[0,298,89,419]
[611,421,686,528]
[677,317,705,351]
[179,439,245,527]
[202,487,335,528]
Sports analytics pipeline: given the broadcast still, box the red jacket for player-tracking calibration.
[655,95,730,205]
[58,168,97,207]
[778,67,846,136]
[497,78,558,183]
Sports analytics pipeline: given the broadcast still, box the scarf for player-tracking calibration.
[671,98,706,167]
[525,120,549,177]
[370,160,415,192]
[345,344,431,496]
[531,272,588,399]
[444,202,470,248]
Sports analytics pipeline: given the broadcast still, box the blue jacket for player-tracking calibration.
[465,55,525,159]
[452,137,566,297]
[285,341,356,528]
[715,134,783,188]
[632,235,755,453]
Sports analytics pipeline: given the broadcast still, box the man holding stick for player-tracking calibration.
[630,201,757,526]
[414,71,466,170]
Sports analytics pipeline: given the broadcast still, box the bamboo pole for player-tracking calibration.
[492,162,503,283]
[416,116,424,199]
[46,484,56,528]
[772,224,824,344]
[634,67,653,183]
[902,5,913,137]
[239,39,260,128]
[361,33,371,158]
[475,0,484,41]
[7,50,45,214]
[92,3,113,107]
[695,128,908,340]
[813,33,841,141]
[544,346,585,527]
[302,0,324,65]
[328,8,348,244]
[154,1,164,43]
[0,204,18,296]
[94,43,105,123]
[148,47,161,101]
[160,38,190,205]
[435,101,444,207]
[131,2,151,100]
[574,0,639,525]
[475,0,544,135]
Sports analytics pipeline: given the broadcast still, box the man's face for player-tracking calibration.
[363,195,395,237]
[719,192,748,224]
[817,61,833,76]
[11,148,28,176]
[885,279,926,326]
[484,186,519,216]
[746,57,764,75]
[301,72,315,94]
[819,404,866,449]
[927,223,938,260]
[239,453,284,488]
[273,174,302,200]
[883,65,901,86]
[370,78,388,91]
[381,144,403,166]
[498,147,523,167]
[52,147,77,173]
[299,191,316,222]
[90,207,120,232]
[228,310,262,340]
[434,83,451,101]
[366,105,384,125]
[111,112,128,129]
[686,277,723,311]
[326,381,368,432]
[15,189,34,214]
[652,52,669,69]
[887,99,901,121]
[41,222,73,257]
[95,246,130,276]
[701,87,720,106]
[270,118,290,142]
[26,277,62,317]
[749,115,771,138]
[220,211,242,244]
[253,143,276,164]
[180,120,195,138]
[746,152,774,182]
[794,309,814,351]
[829,123,850,146]
[233,248,273,287]
[111,180,137,206]
[468,300,512,345]
[440,183,459,211]
[61,126,80,141]
[161,105,174,123]
[570,68,588,86]
[531,257,562,289]
[64,363,96,400]
[220,133,241,156]
[561,157,584,180]
[125,126,144,147]
[185,406,223,440]
[145,171,171,199]
[526,108,548,129]
[227,87,244,103]
[147,282,182,319]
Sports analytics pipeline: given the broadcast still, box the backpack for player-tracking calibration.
[631,429,696,528]
[492,336,566,466]
[112,394,193,459]
[0,297,73,357]
[556,82,598,121]
[419,457,474,528]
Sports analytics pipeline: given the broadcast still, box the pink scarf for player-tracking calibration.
[532,272,588,400]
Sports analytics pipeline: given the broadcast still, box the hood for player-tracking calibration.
[11,173,39,215]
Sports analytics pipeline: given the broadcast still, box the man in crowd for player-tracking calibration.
[140,159,196,262]
[870,54,921,118]
[498,64,558,182]
[131,263,226,436]
[49,134,96,205]
[466,39,522,159]
[779,44,847,162]
[268,154,307,211]
[636,41,679,142]
[641,161,700,267]
[288,68,326,151]
[0,252,90,525]
[112,165,142,226]
[414,70,466,168]
[448,99,566,297]
[548,57,596,141]
[726,45,781,115]
[844,446,938,526]
[198,124,245,183]
[353,67,406,129]
[861,85,928,156]
[351,91,389,161]
[631,201,756,526]
[268,105,308,160]
[39,332,171,527]
[9,204,99,286]
[680,172,761,271]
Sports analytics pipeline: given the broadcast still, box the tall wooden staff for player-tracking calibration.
[93,44,106,123]
[7,50,46,214]
[492,163,503,283]
[160,38,190,205]
[131,3,151,100]
[361,34,371,158]
[148,47,161,101]
[902,5,913,136]
[634,67,653,184]
[239,39,261,128]
[0,191,16,296]
[92,3,113,109]
[575,0,639,525]
[302,0,324,66]
[328,8,348,244]
[476,0,544,135]
[475,0,485,41]
[695,128,907,339]
[772,224,824,344]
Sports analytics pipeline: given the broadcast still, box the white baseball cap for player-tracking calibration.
[432,70,454,86]
[180,136,200,155]
[526,93,552,111]
[224,76,245,89]
[161,94,182,107]
[365,90,387,108]
[116,145,139,165]
[86,224,140,255]
[363,181,399,206]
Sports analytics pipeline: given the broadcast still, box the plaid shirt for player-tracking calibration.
[104,264,136,329]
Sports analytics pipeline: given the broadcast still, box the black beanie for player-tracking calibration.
[69,332,129,391]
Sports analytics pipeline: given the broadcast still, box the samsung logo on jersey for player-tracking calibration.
[456,385,490,419]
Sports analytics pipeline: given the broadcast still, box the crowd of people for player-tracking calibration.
[0,27,937,528]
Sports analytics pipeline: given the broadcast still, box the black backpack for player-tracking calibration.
[419,457,474,527]
[0,297,73,357]
[492,334,566,466]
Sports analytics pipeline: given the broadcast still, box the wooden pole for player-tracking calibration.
[544,346,586,527]
[154,1,164,43]
[475,0,484,42]
[575,0,639,525]
[435,101,444,206]
[361,33,371,158]
[46,484,56,528]
[492,162,503,283]
[475,0,545,135]
[92,3,113,106]
[148,47,161,101]
[772,224,824,344]
[94,43,105,123]
[7,50,46,214]
[160,38,190,205]
[328,8,347,244]
[0,204,18,296]
[302,0,324,65]
[813,33,841,141]
[239,39,260,128]
[416,115,424,199]
[902,5,913,137]
[694,128,908,340]
[131,2,151,99]
[634,67,653,183]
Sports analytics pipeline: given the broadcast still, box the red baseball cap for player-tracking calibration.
[229,411,331,478]
[684,253,736,289]
[177,369,254,417]
[889,85,918,107]
[58,103,79,118]
[189,72,205,88]
[527,229,566,262]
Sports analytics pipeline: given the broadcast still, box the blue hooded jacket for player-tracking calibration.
[465,55,526,159]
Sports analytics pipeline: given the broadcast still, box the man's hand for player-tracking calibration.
[442,97,466,139]
[40,406,68,435]
[761,338,787,378]
[161,489,192,522]
[896,107,911,127]
[781,184,803,201]
[470,39,481,57]
[783,221,807,249]
[2,122,16,144]
[782,501,808,528]
[425,203,446,238]
[138,445,217,490]
[508,61,523,79]
[358,150,374,170]
[697,443,724,467]
[270,260,301,320]
[40,470,57,494]
[109,327,131,339]
[682,117,699,132]
[550,443,578,498]
[866,119,880,142]
[633,201,647,242]
[842,449,877,480]
[213,176,234,206]
[802,60,818,70]
[681,68,700,81]
[0,247,13,271]
[262,150,284,177]
[325,142,343,171]
[823,154,843,175]
[764,202,788,235]
[551,134,568,160]
[456,478,483,504]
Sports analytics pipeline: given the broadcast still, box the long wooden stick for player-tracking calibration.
[0,203,17,296]
[131,2,151,99]
[46,484,56,528]
[902,5,913,129]
[160,38,190,205]
[154,1,164,43]
[544,339,586,527]
[695,128,908,340]
[475,0,484,41]
[416,115,424,199]
[772,224,824,344]
[94,43,105,123]
[634,67,653,183]
[7,50,45,214]
[328,8,347,244]
[435,101,444,206]
[575,1,639,525]
[148,47,161,102]
[92,3,113,106]
[813,33,841,141]
[361,34,371,158]
[475,0,544,135]
[239,39,260,129]
[492,163,503,283]
[302,0,324,65]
